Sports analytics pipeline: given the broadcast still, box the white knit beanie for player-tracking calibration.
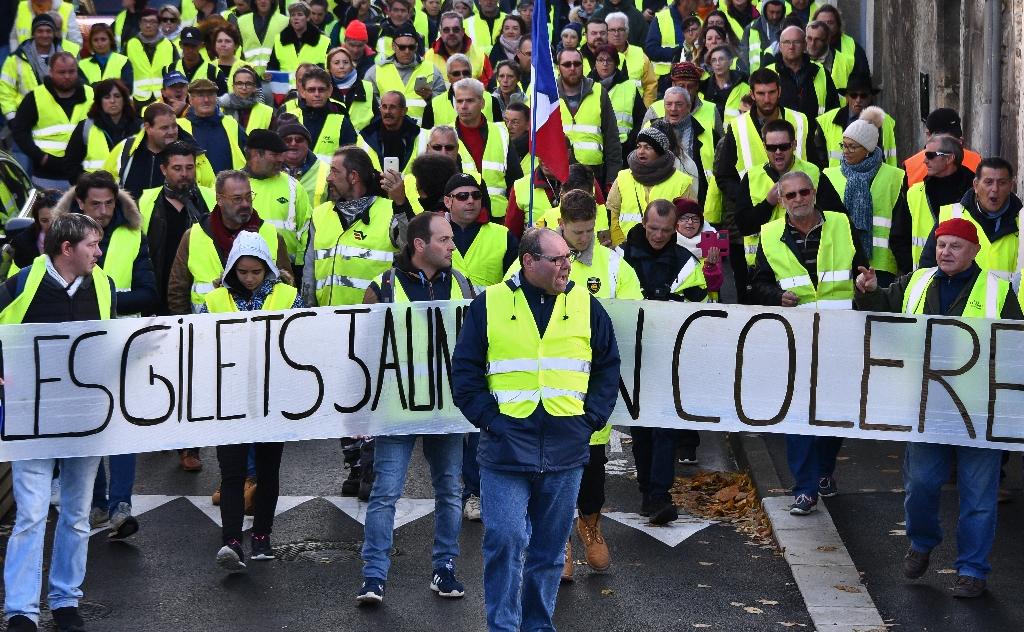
[842,106,885,153]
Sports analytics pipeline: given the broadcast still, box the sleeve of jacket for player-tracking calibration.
[166,228,194,315]
[854,270,912,313]
[600,88,622,183]
[581,295,621,430]
[848,219,870,272]
[301,221,318,305]
[640,57,657,107]
[10,91,44,165]
[821,66,840,112]
[275,234,294,279]
[64,120,88,184]
[266,47,280,71]
[815,174,847,213]
[749,242,785,306]
[805,118,829,169]
[451,292,500,429]
[644,16,675,63]
[430,67,447,97]
[339,113,357,145]
[64,12,83,44]
[504,188,525,237]
[918,229,938,269]
[713,128,744,207]
[502,231,519,274]
[121,60,134,89]
[0,56,21,119]
[734,176,768,235]
[888,186,913,274]
[504,138,523,190]
[117,234,160,315]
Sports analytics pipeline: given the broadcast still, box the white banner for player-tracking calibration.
[1,300,1023,462]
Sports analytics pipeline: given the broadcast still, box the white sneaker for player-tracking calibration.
[463,495,482,522]
[108,502,139,539]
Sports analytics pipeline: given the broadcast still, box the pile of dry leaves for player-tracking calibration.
[670,470,774,546]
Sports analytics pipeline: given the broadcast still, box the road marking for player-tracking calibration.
[609,429,629,454]
[324,496,437,528]
[762,497,885,631]
[602,511,715,547]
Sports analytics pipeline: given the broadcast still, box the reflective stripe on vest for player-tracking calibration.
[938,203,1024,289]
[652,10,677,75]
[905,182,934,271]
[561,84,605,165]
[31,85,93,157]
[376,61,436,123]
[204,282,298,313]
[125,38,175,100]
[82,120,111,171]
[311,198,396,306]
[80,54,130,85]
[742,158,821,266]
[903,267,1008,320]
[615,169,693,237]
[484,277,593,417]
[732,108,808,178]
[760,210,855,310]
[0,255,112,324]
[251,173,301,259]
[187,223,278,312]
[238,13,289,73]
[607,81,639,143]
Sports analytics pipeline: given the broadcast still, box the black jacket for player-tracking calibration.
[145,186,212,311]
[856,263,1023,320]
[360,115,421,172]
[0,263,118,323]
[452,276,621,473]
[620,224,709,302]
[266,25,327,71]
[366,251,475,303]
[10,77,92,181]
[734,162,848,236]
[769,55,840,122]
[919,190,1024,270]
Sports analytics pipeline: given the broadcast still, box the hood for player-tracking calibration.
[52,187,142,232]
[221,230,280,291]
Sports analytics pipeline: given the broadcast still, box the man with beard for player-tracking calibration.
[244,129,312,266]
[741,0,784,71]
[365,24,446,123]
[557,47,621,193]
[425,12,492,85]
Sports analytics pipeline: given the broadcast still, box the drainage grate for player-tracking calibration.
[273,538,380,563]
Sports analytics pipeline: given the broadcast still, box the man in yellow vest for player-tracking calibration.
[243,129,312,267]
[0,13,78,126]
[425,12,493,85]
[237,0,288,77]
[452,226,621,631]
[643,0,697,79]
[179,78,247,174]
[279,119,332,209]
[10,1,81,51]
[421,54,498,128]
[855,218,1021,599]
[817,74,897,168]
[277,66,360,161]
[124,8,179,107]
[9,50,91,189]
[357,91,422,173]
[364,24,446,124]
[54,170,157,540]
[166,27,225,93]
[804,20,854,94]
[749,170,866,516]
[463,0,507,50]
[0,213,115,632]
[604,12,657,106]
[266,1,331,89]
[451,77,521,220]
[766,25,839,120]
[443,173,518,292]
[355,212,475,606]
[556,47,621,191]
[167,168,293,315]
[813,4,870,79]
[919,157,1024,290]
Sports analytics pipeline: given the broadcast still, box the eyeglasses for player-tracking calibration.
[233,80,256,88]
[441,26,462,34]
[218,193,254,204]
[782,188,813,201]
[449,190,482,201]
[678,215,701,224]
[839,142,864,153]
[764,142,792,153]
[559,61,583,68]
[607,27,626,33]
[304,86,329,93]
[924,150,952,160]
[532,252,576,266]
[394,43,417,51]
[595,57,615,65]
[431,143,457,151]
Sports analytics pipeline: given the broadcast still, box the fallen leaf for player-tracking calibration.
[600,588,614,596]
[834,584,863,593]
[778,623,798,628]
[730,602,745,607]
[880,469,899,474]
[889,529,906,536]
[692,625,712,629]
[743,607,764,614]
[756,599,779,605]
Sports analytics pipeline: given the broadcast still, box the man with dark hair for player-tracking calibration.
[409,153,460,214]
[278,119,332,208]
[424,12,493,86]
[741,0,785,71]
[556,47,621,191]
[277,66,359,162]
[165,26,224,93]
[366,23,446,123]
[503,101,529,163]
[10,51,91,189]
[812,4,870,79]
[0,212,116,632]
[452,226,620,632]
[179,78,247,174]
[355,212,475,606]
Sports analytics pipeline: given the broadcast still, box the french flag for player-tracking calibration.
[528,0,569,218]
[267,70,292,106]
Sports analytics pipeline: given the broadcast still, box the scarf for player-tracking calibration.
[627,151,677,186]
[840,147,884,257]
[24,42,53,81]
[336,195,376,227]
[499,35,520,60]
[208,208,264,256]
[334,68,358,91]
[96,112,140,146]
[218,92,260,115]
[137,31,164,45]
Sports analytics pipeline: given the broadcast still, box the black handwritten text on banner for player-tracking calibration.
[1,301,1023,461]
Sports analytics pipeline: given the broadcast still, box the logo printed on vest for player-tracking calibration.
[354,230,366,240]
[277,197,288,204]
[587,277,601,294]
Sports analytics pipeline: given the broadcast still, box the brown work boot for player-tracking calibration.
[561,539,574,583]
[243,477,258,516]
[576,513,610,571]
[211,484,221,506]
[180,449,202,472]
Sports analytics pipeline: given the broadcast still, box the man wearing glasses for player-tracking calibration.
[817,74,897,168]
[603,12,657,106]
[422,54,498,128]
[424,12,493,86]
[556,47,622,194]
[452,226,620,632]
[366,25,445,123]
[749,171,866,517]
[444,173,518,293]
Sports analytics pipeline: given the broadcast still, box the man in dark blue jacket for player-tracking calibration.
[453,227,620,632]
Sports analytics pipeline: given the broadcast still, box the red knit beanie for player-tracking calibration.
[934,218,979,245]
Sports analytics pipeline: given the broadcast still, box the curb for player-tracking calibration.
[727,432,784,499]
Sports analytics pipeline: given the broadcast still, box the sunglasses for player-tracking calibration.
[783,188,813,201]
[449,190,483,201]
[394,43,417,51]
[449,70,470,78]
[764,142,792,153]
[431,143,457,151]
[441,26,462,34]
[160,17,178,23]
[560,61,583,68]
[924,150,952,160]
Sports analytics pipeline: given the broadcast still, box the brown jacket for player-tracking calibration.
[166,219,294,315]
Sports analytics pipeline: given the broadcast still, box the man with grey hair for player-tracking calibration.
[422,53,498,128]
[452,226,620,631]
[365,23,446,123]
[451,76,521,220]
[604,12,657,106]
[166,169,293,314]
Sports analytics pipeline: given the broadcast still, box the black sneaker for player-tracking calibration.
[216,539,247,573]
[818,475,839,498]
[6,615,38,632]
[342,466,361,497]
[902,547,930,579]
[789,494,818,515]
[51,607,86,632]
[358,476,374,502]
[251,533,275,560]
[649,499,678,526]
[430,559,466,598]
[677,446,698,465]
[639,495,653,517]
[357,578,386,606]
[951,574,987,598]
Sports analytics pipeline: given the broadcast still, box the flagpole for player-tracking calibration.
[527,0,542,229]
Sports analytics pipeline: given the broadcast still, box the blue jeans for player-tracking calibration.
[904,443,1001,579]
[4,456,101,623]
[480,466,583,632]
[786,435,844,498]
[462,432,480,501]
[91,454,137,516]
[361,433,463,580]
